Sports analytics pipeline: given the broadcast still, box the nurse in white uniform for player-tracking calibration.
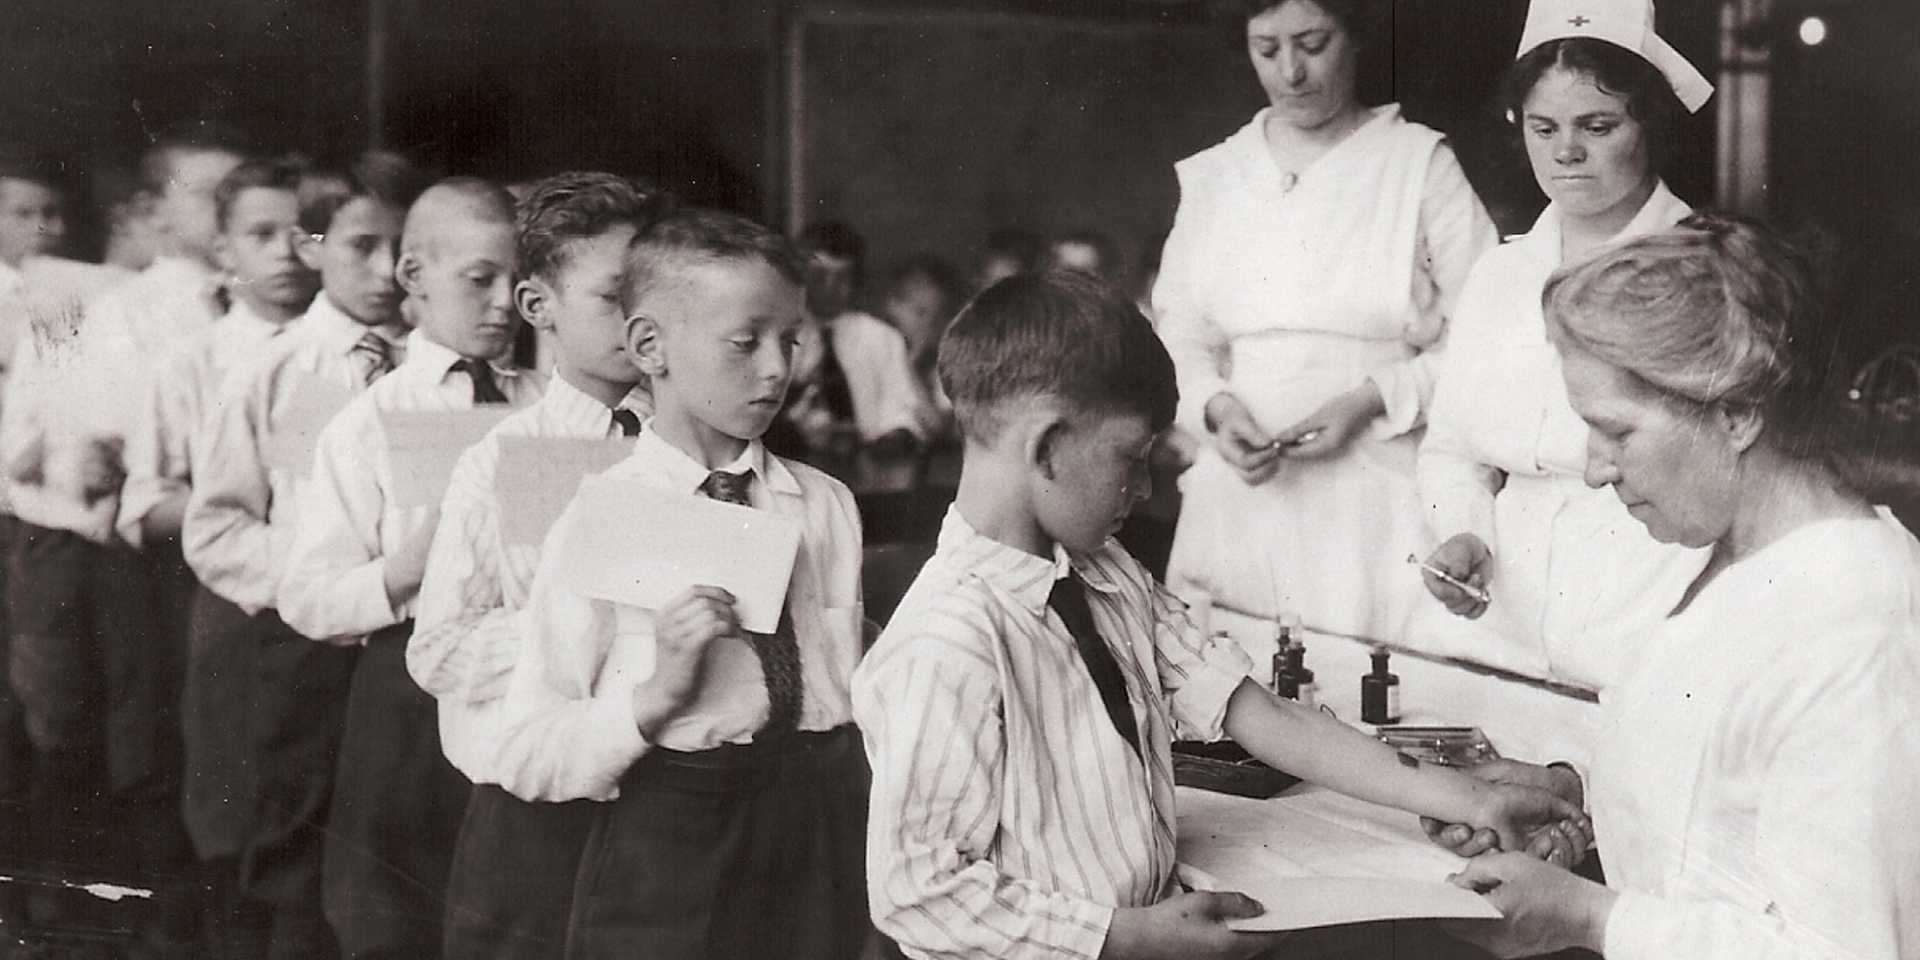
[1157,0,1495,645]
[1434,217,1920,960]
[1415,0,1713,686]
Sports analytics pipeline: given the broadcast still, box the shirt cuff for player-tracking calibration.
[1366,364,1422,438]
[592,692,650,800]
[1065,901,1118,960]
[1601,890,1677,960]
[1426,491,1498,555]
[1178,639,1256,741]
[466,613,525,704]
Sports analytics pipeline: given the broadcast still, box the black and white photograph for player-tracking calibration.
[0,0,1913,957]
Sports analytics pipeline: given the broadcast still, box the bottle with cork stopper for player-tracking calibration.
[1270,612,1314,706]
[1361,646,1401,724]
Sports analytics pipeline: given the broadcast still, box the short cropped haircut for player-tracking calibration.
[1504,38,1687,175]
[137,120,255,196]
[214,158,305,232]
[1544,212,1838,461]
[297,150,434,236]
[621,207,804,314]
[514,171,674,284]
[938,271,1177,443]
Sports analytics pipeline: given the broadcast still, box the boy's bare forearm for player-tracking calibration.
[1220,679,1488,825]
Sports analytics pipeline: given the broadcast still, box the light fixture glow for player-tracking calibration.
[1798,15,1828,46]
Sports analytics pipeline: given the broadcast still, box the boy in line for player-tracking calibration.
[488,208,870,959]
[115,160,313,938]
[0,126,244,889]
[182,151,432,960]
[275,177,538,960]
[0,147,67,841]
[410,171,667,959]
[775,220,936,455]
[853,272,1588,960]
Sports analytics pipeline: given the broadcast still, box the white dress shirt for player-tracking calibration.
[276,331,542,644]
[852,509,1254,960]
[409,372,651,782]
[182,293,407,615]
[794,310,932,441]
[489,426,864,803]
[1592,511,1920,960]
[1415,182,1707,686]
[117,300,294,547]
[0,256,221,541]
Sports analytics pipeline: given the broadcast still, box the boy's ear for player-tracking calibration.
[1717,403,1765,455]
[514,277,553,332]
[293,232,324,272]
[396,250,426,298]
[1027,414,1068,482]
[211,232,237,277]
[626,314,666,377]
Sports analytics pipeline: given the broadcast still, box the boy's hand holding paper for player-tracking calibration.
[550,471,801,634]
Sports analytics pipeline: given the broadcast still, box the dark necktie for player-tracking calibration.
[698,469,803,737]
[453,358,510,404]
[349,330,397,386]
[611,408,641,437]
[813,325,856,422]
[1048,574,1141,757]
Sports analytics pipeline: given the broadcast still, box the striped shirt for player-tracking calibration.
[408,372,651,783]
[852,508,1252,960]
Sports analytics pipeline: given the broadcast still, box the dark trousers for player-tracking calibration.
[565,726,871,960]
[241,609,359,960]
[4,521,175,875]
[322,622,471,960]
[181,584,259,861]
[443,785,599,960]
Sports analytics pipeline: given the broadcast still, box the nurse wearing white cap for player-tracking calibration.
[1411,0,1713,689]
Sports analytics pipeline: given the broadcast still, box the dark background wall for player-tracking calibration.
[0,0,1910,338]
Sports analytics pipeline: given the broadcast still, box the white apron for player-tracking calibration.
[1158,105,1475,642]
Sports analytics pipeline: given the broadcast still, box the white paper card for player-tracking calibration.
[381,407,515,509]
[265,376,356,478]
[1176,785,1502,931]
[550,472,802,634]
[493,437,632,547]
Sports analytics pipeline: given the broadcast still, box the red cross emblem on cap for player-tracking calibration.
[1568,14,1591,26]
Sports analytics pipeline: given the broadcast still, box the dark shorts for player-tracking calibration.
[565,726,871,960]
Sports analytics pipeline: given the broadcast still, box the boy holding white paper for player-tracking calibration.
[181,150,430,959]
[852,272,1590,960]
[490,207,868,960]
[277,177,541,959]
[409,171,665,960]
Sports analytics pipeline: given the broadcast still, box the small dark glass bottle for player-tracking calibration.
[1361,648,1401,724]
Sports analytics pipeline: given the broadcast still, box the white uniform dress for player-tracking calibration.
[1415,182,1707,686]
[1157,104,1494,644]
[1590,510,1920,960]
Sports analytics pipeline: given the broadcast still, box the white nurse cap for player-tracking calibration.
[1516,0,1715,113]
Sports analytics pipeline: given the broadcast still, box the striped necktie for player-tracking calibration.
[349,330,397,386]
[698,468,802,737]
